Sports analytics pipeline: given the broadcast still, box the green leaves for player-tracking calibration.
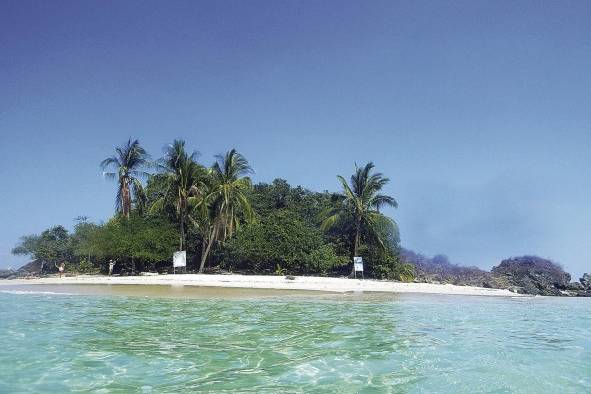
[154,139,208,250]
[89,215,179,263]
[209,149,255,241]
[100,138,150,217]
[14,138,413,280]
[322,162,398,255]
[219,210,344,274]
[12,226,72,264]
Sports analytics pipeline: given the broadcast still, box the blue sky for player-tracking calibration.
[1,0,590,277]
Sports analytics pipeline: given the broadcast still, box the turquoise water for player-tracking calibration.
[0,286,590,393]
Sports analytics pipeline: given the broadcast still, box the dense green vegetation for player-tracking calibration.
[12,139,414,281]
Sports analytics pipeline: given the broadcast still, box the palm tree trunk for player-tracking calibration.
[121,181,131,218]
[199,226,216,273]
[351,218,361,276]
[222,211,228,241]
[179,213,185,251]
[229,206,234,238]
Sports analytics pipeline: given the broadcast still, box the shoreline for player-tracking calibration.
[0,274,522,297]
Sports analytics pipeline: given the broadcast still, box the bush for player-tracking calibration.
[219,210,343,274]
[77,259,100,274]
[369,253,415,282]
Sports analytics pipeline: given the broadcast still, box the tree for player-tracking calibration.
[12,226,73,266]
[321,162,398,275]
[219,210,344,275]
[191,190,220,273]
[250,179,334,227]
[89,214,179,272]
[151,140,207,251]
[210,149,255,240]
[100,138,149,218]
[70,217,101,262]
[196,149,255,273]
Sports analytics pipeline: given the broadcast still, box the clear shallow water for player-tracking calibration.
[0,286,590,393]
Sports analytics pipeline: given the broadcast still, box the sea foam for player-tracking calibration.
[0,289,74,296]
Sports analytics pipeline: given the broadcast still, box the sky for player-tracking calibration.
[1,0,590,277]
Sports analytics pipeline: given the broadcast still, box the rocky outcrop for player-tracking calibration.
[580,273,591,288]
[403,250,589,296]
[1,259,57,279]
[491,256,571,296]
[402,250,502,288]
[572,273,591,296]
[0,270,15,279]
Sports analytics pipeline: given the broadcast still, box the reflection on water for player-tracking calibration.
[0,286,590,392]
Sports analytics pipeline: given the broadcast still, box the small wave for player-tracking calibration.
[0,290,74,296]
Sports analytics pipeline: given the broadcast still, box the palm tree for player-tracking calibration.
[190,189,220,273]
[321,162,397,274]
[151,140,206,251]
[100,138,149,218]
[195,149,255,273]
[211,149,255,241]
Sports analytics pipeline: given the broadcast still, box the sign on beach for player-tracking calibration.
[173,251,186,268]
[353,256,363,272]
[353,257,363,279]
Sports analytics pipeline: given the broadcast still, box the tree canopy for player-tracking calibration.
[12,225,72,264]
[219,210,345,275]
[100,138,149,218]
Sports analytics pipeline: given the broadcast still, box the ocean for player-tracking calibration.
[0,285,589,393]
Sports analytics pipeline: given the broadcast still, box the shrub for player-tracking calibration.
[219,210,342,275]
[77,259,99,274]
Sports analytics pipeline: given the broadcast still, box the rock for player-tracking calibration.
[565,282,584,291]
[580,273,591,288]
[0,270,15,279]
[400,249,589,297]
[491,256,571,296]
[402,249,496,288]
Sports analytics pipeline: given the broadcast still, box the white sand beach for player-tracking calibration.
[0,274,521,297]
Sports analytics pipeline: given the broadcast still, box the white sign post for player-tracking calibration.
[173,251,186,274]
[353,256,364,279]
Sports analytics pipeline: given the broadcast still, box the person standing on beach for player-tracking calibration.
[108,260,115,276]
[55,262,65,278]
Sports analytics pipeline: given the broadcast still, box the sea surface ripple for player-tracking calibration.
[0,287,590,393]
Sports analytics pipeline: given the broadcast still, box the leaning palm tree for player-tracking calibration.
[100,138,149,218]
[151,140,206,251]
[321,162,397,274]
[210,149,255,242]
[189,187,222,273]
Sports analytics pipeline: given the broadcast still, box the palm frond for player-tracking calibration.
[102,172,117,180]
[372,194,398,210]
[149,197,166,214]
[236,192,255,223]
[337,175,356,201]
[129,170,151,179]
[131,178,147,213]
[320,212,343,232]
[100,156,121,170]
